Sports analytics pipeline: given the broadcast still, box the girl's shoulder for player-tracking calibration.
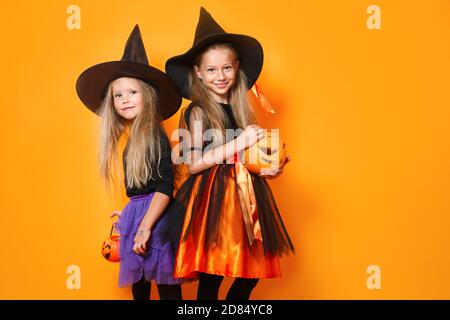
[183,101,205,126]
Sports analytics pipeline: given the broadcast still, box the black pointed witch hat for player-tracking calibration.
[76,25,181,120]
[165,7,264,99]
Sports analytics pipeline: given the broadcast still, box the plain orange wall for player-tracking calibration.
[1,0,449,299]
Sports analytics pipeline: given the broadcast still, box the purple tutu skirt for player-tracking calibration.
[116,192,180,287]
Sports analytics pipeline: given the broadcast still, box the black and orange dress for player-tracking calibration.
[169,102,294,280]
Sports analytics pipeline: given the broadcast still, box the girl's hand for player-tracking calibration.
[110,210,122,219]
[259,155,292,179]
[133,228,151,255]
[237,125,265,150]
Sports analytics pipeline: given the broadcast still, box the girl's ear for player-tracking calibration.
[193,65,202,81]
[235,60,240,69]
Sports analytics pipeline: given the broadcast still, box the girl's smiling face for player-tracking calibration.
[194,47,239,103]
[111,77,143,120]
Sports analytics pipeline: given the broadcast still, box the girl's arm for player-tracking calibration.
[138,192,171,230]
[186,106,264,175]
[133,192,170,255]
[133,133,174,255]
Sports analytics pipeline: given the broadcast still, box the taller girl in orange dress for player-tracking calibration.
[165,7,294,300]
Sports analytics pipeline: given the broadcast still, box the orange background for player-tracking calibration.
[1,0,449,299]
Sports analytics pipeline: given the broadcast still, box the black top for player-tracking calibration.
[220,103,239,130]
[183,102,240,165]
[184,102,239,131]
[123,128,174,198]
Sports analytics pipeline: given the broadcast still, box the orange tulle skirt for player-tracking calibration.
[170,164,294,279]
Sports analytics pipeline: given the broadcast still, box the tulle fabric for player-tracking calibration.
[167,164,295,279]
[116,192,181,287]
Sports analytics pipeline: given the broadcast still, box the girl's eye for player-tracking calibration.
[207,68,215,72]
[130,90,137,94]
[114,94,122,98]
[225,66,232,70]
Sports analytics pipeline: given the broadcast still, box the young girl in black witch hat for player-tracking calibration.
[76,25,183,300]
[165,7,294,300]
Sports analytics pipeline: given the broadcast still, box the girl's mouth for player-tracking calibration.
[215,82,228,89]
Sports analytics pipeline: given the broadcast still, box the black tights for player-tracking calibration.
[132,276,182,300]
[197,273,259,300]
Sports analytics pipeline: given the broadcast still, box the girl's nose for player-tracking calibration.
[122,93,130,103]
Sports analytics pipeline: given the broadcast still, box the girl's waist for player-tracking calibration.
[129,192,155,202]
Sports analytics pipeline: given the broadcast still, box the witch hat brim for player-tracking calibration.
[76,25,181,120]
[165,7,263,99]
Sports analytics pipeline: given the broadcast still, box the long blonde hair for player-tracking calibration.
[188,43,257,146]
[98,78,164,191]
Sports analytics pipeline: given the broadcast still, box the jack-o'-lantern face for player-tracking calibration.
[243,130,288,174]
[101,234,120,263]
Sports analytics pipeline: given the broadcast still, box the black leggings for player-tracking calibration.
[132,276,182,300]
[197,273,259,300]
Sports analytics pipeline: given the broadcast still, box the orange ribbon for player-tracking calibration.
[235,162,262,246]
[251,83,276,114]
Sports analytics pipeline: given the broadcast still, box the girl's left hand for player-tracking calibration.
[259,156,292,179]
[133,228,151,255]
